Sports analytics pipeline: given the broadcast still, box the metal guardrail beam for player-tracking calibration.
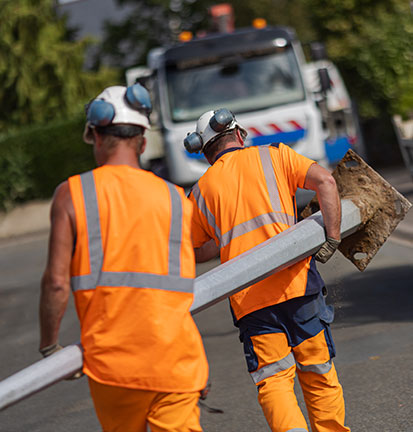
[0,343,83,411]
[0,199,361,411]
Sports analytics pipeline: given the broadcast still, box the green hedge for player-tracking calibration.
[0,116,95,210]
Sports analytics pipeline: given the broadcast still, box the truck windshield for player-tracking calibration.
[166,47,305,123]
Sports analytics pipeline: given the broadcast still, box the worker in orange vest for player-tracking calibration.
[39,84,208,432]
[184,108,350,432]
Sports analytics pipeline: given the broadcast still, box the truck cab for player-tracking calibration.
[126,24,361,199]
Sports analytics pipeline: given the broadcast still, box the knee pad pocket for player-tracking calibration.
[242,334,259,372]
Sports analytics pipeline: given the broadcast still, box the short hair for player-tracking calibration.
[95,124,144,138]
[95,125,145,153]
[203,129,238,161]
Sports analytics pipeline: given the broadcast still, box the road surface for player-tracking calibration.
[0,207,412,431]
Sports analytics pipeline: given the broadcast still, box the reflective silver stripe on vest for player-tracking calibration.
[71,172,193,293]
[259,146,282,212]
[80,171,103,289]
[286,429,308,432]
[165,181,182,275]
[250,352,295,384]
[258,145,292,227]
[296,359,332,375]
[220,211,295,248]
[72,271,193,293]
[191,183,222,244]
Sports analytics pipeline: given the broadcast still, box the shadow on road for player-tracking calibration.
[327,264,413,327]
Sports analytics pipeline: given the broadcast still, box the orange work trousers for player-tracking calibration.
[256,337,350,432]
[238,293,351,432]
[88,378,202,432]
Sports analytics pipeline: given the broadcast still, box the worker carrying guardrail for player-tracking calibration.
[184,108,350,432]
[38,84,208,432]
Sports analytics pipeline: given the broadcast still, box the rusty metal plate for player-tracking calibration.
[301,150,412,271]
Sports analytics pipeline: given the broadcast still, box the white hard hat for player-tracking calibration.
[83,84,151,144]
[196,110,220,147]
[184,108,247,153]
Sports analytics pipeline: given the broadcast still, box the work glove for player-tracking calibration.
[39,343,63,357]
[39,343,84,380]
[314,237,341,263]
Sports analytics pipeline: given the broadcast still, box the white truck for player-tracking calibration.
[126,22,364,205]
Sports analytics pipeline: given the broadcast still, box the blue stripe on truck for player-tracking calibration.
[250,129,306,146]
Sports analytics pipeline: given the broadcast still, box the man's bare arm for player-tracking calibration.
[39,182,75,350]
[303,163,341,263]
[194,239,220,263]
[304,163,341,240]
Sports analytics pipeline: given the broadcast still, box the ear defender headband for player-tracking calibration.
[85,83,152,127]
[184,108,235,154]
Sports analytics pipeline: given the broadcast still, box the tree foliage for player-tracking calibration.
[227,0,316,43]
[102,0,412,119]
[100,0,212,67]
[101,0,315,67]
[0,0,119,132]
[305,0,413,118]
[0,115,94,210]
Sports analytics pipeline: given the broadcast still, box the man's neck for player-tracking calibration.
[102,143,141,169]
[104,156,140,169]
[210,142,243,164]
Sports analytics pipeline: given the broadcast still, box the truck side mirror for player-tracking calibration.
[318,68,331,93]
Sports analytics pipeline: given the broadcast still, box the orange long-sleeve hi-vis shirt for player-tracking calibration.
[190,144,325,320]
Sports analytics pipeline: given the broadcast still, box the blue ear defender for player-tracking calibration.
[86,84,152,127]
[86,99,115,127]
[184,108,236,153]
[209,108,234,132]
[184,132,203,153]
[125,84,152,114]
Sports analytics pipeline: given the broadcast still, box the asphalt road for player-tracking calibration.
[0,227,412,431]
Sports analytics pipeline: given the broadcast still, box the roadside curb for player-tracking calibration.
[0,203,411,248]
[0,200,51,241]
[0,174,411,246]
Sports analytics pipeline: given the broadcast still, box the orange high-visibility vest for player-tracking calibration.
[69,165,208,393]
[190,144,324,321]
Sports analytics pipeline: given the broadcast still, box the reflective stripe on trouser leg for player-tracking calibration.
[250,352,295,384]
[257,364,308,432]
[296,362,350,432]
[293,330,350,432]
[246,332,309,432]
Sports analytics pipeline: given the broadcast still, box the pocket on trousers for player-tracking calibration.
[316,293,336,358]
[241,334,259,373]
[294,296,319,324]
[317,292,335,324]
